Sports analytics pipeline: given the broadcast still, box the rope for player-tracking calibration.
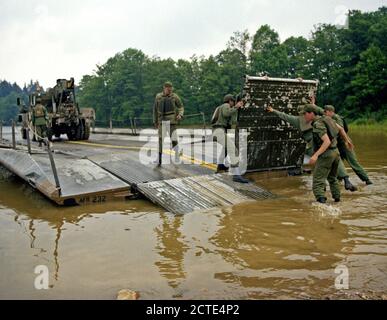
[26,122,51,148]
[27,122,46,141]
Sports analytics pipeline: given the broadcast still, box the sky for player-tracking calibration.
[0,0,385,88]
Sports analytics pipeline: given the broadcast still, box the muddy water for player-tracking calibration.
[0,130,386,299]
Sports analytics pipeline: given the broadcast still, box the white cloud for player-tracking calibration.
[0,0,385,87]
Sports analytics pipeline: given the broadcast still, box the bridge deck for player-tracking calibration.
[0,130,275,213]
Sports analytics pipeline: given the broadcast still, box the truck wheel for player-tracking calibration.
[76,122,84,140]
[83,123,90,140]
[67,127,76,141]
[53,126,61,139]
[46,128,53,141]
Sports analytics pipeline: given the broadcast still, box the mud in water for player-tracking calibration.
[0,130,386,299]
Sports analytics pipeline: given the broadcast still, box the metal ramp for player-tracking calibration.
[88,152,214,186]
[0,148,131,205]
[0,143,275,213]
[137,174,275,214]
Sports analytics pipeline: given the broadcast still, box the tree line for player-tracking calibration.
[1,7,386,125]
[77,7,386,124]
[0,80,43,122]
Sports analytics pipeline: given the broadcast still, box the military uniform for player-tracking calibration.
[212,101,240,169]
[272,107,353,181]
[311,115,341,201]
[272,109,314,156]
[331,112,371,183]
[32,103,48,145]
[153,85,184,163]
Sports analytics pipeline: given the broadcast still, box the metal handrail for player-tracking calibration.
[22,120,60,194]
[92,113,208,135]
[47,141,61,196]
[11,120,16,149]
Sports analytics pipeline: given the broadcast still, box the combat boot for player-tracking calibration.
[317,197,327,204]
[216,164,229,173]
[344,176,357,192]
[334,198,341,203]
[157,153,162,167]
[365,179,373,185]
[173,146,183,163]
[230,167,249,184]
[233,175,250,184]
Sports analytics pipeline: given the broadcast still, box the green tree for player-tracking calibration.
[249,25,286,76]
[345,45,387,119]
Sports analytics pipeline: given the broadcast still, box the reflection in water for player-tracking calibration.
[0,131,386,299]
[154,213,188,290]
[0,172,158,292]
[209,201,349,298]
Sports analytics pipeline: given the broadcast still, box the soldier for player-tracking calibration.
[266,105,314,159]
[153,82,184,166]
[212,94,248,183]
[266,105,358,191]
[303,104,353,203]
[32,98,48,147]
[324,105,373,185]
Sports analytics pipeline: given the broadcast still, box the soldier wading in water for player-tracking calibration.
[303,104,354,203]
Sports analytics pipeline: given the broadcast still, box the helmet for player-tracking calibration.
[223,94,235,103]
[302,104,320,114]
[324,105,335,112]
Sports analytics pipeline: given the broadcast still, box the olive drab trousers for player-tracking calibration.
[35,125,47,142]
[313,149,341,200]
[338,148,370,182]
[158,121,178,153]
[213,127,239,168]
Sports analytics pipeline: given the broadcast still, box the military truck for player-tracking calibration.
[17,78,95,141]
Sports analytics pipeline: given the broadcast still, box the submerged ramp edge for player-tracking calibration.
[137,174,276,214]
[0,148,131,205]
[0,147,275,213]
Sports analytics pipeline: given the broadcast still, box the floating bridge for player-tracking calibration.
[0,76,318,214]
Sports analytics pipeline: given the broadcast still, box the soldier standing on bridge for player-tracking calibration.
[32,97,48,147]
[153,82,184,166]
[212,94,248,183]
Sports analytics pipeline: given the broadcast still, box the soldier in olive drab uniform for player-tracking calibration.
[324,105,373,186]
[266,105,314,158]
[303,105,353,203]
[32,98,49,147]
[266,104,358,191]
[212,94,248,183]
[153,82,184,166]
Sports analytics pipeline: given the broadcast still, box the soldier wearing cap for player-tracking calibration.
[303,104,354,203]
[267,103,358,191]
[153,82,184,166]
[212,94,248,183]
[32,97,48,147]
[324,105,373,186]
[266,104,316,158]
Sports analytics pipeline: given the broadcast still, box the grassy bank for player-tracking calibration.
[349,119,387,133]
